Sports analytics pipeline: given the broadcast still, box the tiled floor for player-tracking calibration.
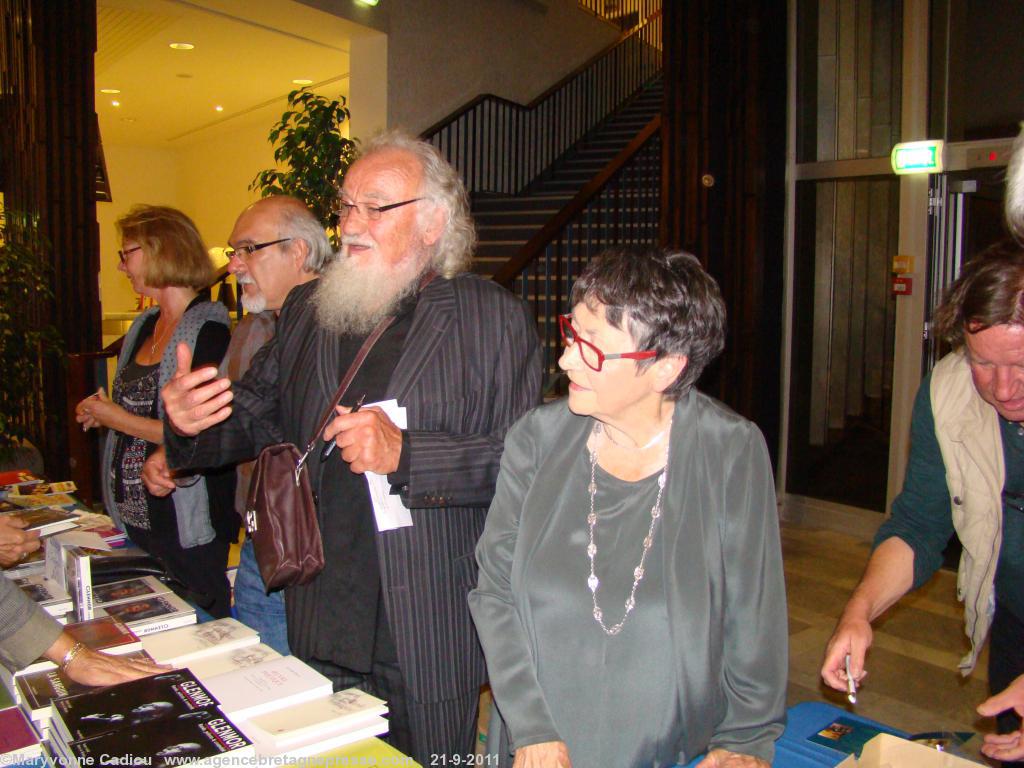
[783,522,995,761]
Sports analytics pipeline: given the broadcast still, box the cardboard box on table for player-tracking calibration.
[836,733,982,767]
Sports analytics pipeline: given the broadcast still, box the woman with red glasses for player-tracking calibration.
[470,248,786,768]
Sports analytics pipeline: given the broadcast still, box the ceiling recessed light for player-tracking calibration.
[356,0,380,5]
[99,88,120,94]
[169,42,194,50]
[111,100,120,107]
[215,105,224,112]
[292,79,313,86]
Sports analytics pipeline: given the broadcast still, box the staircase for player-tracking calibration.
[471,75,663,278]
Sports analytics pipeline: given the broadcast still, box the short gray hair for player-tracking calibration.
[272,197,332,273]
[356,130,475,278]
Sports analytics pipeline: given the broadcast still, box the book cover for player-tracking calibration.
[0,470,42,490]
[7,482,75,497]
[65,615,142,654]
[69,709,253,768]
[4,507,80,536]
[807,717,900,757]
[140,618,259,666]
[245,687,388,749]
[201,655,332,722]
[183,644,281,682]
[256,716,389,760]
[13,574,72,616]
[93,576,169,608]
[101,593,196,636]
[5,494,78,511]
[0,706,42,761]
[51,670,218,744]
[17,650,154,723]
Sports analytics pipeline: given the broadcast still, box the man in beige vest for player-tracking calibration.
[822,132,1024,764]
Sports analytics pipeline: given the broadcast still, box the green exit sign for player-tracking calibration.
[891,140,945,174]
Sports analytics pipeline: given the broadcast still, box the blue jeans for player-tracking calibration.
[233,538,290,655]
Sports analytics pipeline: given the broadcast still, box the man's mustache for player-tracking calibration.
[341,236,374,251]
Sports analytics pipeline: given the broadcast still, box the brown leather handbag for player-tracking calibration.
[244,316,395,592]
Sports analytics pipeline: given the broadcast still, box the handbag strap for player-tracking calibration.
[294,314,396,474]
[292,270,437,476]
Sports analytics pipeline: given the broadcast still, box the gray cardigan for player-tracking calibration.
[102,301,229,548]
[469,391,788,765]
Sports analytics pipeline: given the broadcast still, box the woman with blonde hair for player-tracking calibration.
[76,205,234,617]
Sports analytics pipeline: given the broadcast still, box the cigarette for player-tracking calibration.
[845,653,857,704]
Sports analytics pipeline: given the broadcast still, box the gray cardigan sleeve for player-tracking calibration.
[0,573,63,672]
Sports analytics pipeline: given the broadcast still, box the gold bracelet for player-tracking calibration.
[59,641,86,673]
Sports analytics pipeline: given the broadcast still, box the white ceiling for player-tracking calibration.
[95,0,358,148]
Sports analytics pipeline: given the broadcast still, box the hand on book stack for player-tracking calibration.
[46,633,167,687]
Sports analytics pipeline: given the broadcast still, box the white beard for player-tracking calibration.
[237,275,267,314]
[312,247,427,335]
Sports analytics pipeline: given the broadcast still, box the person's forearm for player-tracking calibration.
[843,536,916,621]
[108,411,164,444]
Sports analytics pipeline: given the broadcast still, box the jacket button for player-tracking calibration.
[953,496,962,505]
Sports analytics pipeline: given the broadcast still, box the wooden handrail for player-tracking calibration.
[419,11,662,140]
[493,115,661,287]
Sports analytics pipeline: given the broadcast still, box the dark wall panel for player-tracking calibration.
[1,0,100,476]
[661,0,787,463]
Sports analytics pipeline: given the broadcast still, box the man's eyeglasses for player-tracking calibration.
[224,238,292,261]
[333,198,422,222]
[118,246,142,264]
[558,314,657,372]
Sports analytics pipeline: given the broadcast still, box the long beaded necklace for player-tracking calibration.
[585,416,672,636]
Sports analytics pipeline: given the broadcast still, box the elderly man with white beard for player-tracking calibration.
[159,131,542,763]
[143,195,328,656]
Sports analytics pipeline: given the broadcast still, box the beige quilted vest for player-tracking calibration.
[931,351,1004,675]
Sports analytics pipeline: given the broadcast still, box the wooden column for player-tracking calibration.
[0,0,101,479]
[661,0,787,460]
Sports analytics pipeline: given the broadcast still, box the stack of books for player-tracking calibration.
[15,649,154,740]
[139,618,260,666]
[48,670,254,768]
[0,683,44,768]
[45,542,196,633]
[10,573,72,617]
[243,687,389,759]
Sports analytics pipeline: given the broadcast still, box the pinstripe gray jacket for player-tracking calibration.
[167,274,542,703]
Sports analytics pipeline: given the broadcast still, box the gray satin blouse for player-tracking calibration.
[469,391,788,767]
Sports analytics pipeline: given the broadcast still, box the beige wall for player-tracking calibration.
[299,0,619,134]
[386,0,618,133]
[97,146,184,316]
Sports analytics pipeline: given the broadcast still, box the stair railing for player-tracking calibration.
[577,0,662,30]
[65,267,237,505]
[421,11,661,196]
[493,116,661,387]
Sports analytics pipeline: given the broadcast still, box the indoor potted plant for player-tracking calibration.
[0,209,63,468]
[250,88,357,247]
